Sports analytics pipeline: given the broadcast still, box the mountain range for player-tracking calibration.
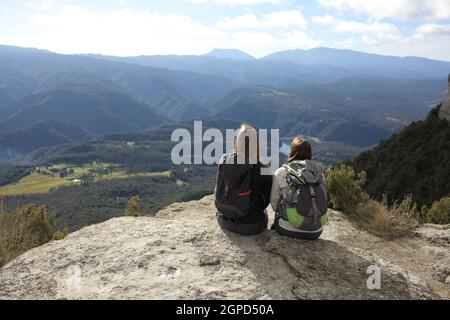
[0,119,92,157]
[0,44,449,159]
[87,47,450,82]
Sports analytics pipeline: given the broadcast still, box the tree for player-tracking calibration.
[325,164,369,214]
[427,197,450,224]
[125,196,141,217]
[353,107,450,208]
[81,172,95,187]
[0,204,59,265]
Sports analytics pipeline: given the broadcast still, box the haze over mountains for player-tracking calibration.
[0,44,448,160]
[89,47,450,82]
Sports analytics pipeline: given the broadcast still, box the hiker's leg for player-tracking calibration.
[217,212,268,235]
[275,221,322,240]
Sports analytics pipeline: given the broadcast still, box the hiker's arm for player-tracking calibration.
[270,175,281,212]
[262,173,272,208]
[214,154,226,195]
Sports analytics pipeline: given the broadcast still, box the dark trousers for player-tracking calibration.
[272,218,322,240]
[217,212,268,236]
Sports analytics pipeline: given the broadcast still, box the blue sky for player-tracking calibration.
[1,0,450,60]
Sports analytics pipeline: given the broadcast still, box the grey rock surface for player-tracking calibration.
[0,195,448,300]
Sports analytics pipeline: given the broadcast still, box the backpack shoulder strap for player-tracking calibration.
[285,162,306,185]
[278,165,295,221]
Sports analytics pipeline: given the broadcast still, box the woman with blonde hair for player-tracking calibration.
[214,124,272,235]
[270,137,328,240]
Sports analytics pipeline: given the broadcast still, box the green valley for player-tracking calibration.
[0,172,75,196]
[0,162,173,196]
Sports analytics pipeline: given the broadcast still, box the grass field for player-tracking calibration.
[99,170,172,181]
[0,172,77,196]
[0,162,173,196]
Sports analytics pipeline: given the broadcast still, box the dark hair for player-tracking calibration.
[288,137,312,163]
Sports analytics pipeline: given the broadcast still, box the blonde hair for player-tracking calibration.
[234,124,260,163]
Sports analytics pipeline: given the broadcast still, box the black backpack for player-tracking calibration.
[214,153,255,220]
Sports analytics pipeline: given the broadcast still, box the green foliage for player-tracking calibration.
[426,197,450,224]
[325,163,415,238]
[395,194,420,221]
[0,131,217,232]
[0,165,31,187]
[2,165,216,232]
[420,205,429,221]
[52,228,69,241]
[0,203,67,266]
[325,164,369,214]
[354,106,450,208]
[125,196,141,217]
[0,172,76,196]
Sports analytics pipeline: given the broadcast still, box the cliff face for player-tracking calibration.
[0,195,449,300]
[439,74,450,121]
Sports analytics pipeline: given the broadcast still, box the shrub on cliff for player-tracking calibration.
[52,228,69,241]
[325,165,416,238]
[395,194,421,221]
[426,197,450,224]
[354,200,415,239]
[325,164,369,214]
[125,196,141,217]
[0,204,67,266]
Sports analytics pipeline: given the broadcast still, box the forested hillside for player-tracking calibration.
[354,106,450,208]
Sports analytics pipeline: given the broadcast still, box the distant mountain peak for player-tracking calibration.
[204,48,255,60]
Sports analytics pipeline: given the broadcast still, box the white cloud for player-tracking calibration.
[0,5,318,58]
[414,23,450,39]
[361,35,379,45]
[341,38,354,48]
[313,14,402,46]
[231,32,275,48]
[317,0,450,20]
[311,14,335,25]
[188,0,283,5]
[10,6,225,56]
[26,0,55,10]
[217,10,307,29]
[264,10,308,29]
[214,10,315,55]
[313,15,398,34]
[217,13,261,29]
[281,30,320,49]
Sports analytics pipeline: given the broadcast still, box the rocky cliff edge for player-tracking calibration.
[1,195,449,300]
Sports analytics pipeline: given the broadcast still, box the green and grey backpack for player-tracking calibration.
[280,160,328,231]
